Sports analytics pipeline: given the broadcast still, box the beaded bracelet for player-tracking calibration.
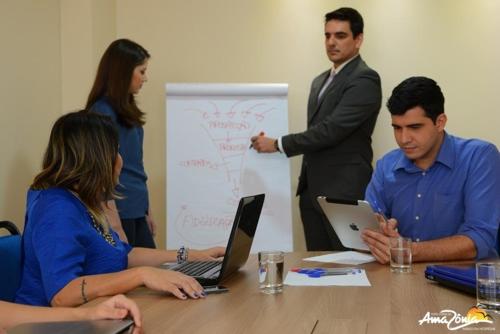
[177,246,189,264]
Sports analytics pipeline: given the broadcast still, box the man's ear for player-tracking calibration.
[436,113,447,131]
[355,33,364,49]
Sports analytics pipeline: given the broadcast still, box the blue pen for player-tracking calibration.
[371,198,389,223]
[371,199,399,234]
[293,267,361,278]
[308,269,361,278]
[307,270,361,278]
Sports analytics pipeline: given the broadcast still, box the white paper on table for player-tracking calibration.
[284,270,371,286]
[303,251,375,265]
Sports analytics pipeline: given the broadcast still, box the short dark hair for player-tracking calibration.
[325,7,364,37]
[86,39,150,127]
[387,76,445,123]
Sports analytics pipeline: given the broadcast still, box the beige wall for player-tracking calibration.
[1,0,499,247]
[0,0,61,234]
[61,0,116,111]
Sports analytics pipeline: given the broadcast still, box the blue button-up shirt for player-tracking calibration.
[365,133,500,259]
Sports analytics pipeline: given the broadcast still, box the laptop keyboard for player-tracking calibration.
[175,261,221,276]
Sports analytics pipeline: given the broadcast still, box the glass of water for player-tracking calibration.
[476,262,500,313]
[389,237,412,273]
[258,251,284,294]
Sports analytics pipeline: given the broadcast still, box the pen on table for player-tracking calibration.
[249,131,265,149]
[291,267,362,277]
[291,266,357,272]
[307,269,361,278]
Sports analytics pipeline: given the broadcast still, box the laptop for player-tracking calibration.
[425,264,476,295]
[8,319,134,334]
[165,194,265,287]
[316,197,379,251]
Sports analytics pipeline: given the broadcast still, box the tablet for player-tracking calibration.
[316,197,379,251]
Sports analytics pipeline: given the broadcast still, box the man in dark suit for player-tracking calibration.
[251,8,382,251]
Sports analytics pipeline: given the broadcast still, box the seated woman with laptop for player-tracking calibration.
[15,111,225,307]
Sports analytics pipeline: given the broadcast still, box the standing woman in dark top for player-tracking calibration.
[86,39,155,247]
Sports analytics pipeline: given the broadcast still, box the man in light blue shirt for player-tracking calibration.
[362,76,499,263]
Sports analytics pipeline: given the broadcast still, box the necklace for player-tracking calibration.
[68,189,116,246]
[87,212,116,247]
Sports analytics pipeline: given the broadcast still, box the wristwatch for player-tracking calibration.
[274,139,281,153]
[177,246,189,264]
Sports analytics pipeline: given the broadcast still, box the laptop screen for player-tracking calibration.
[218,194,265,281]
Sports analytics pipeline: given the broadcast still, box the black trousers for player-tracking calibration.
[299,187,349,251]
[121,217,156,248]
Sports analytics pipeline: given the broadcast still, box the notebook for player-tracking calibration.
[7,319,134,334]
[316,197,379,251]
[425,264,476,295]
[164,194,265,287]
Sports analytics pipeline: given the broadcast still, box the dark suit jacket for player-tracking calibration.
[282,55,382,202]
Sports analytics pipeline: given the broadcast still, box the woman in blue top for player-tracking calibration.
[15,112,224,307]
[86,39,156,247]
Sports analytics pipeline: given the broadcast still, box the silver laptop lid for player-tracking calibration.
[8,319,134,334]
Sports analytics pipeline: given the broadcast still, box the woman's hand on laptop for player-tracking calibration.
[189,247,226,261]
[138,267,206,300]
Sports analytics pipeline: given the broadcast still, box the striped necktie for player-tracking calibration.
[318,71,335,100]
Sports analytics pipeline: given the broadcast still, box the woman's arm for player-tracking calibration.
[127,247,226,268]
[127,248,176,267]
[0,295,141,331]
[51,267,204,307]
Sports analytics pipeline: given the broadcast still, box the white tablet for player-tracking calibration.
[316,196,379,251]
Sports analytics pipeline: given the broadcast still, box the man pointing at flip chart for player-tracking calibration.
[251,7,382,251]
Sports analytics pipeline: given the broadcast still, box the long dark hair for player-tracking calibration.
[86,39,150,127]
[32,111,119,227]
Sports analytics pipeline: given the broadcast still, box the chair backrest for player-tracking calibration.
[0,220,22,302]
[497,227,500,254]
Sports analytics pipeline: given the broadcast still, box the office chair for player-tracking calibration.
[0,220,22,302]
[497,227,500,255]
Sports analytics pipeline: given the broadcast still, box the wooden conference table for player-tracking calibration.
[104,252,489,334]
